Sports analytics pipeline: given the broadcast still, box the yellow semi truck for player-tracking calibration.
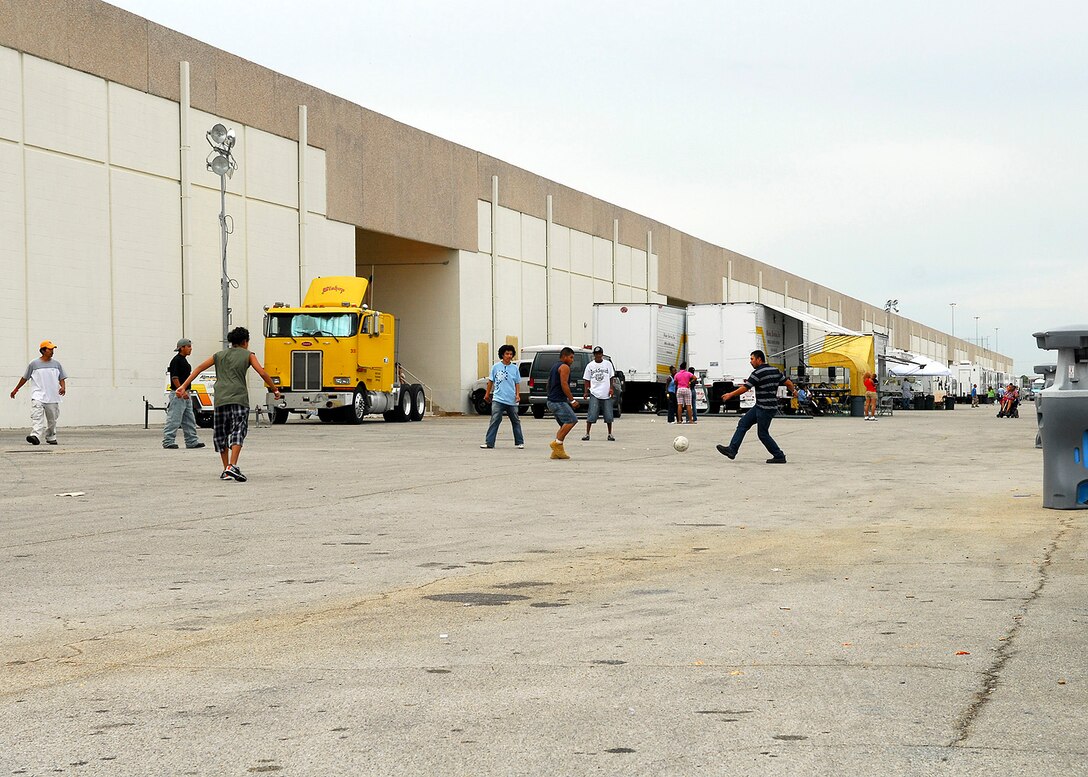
[262,276,425,424]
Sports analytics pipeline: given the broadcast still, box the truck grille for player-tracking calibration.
[291,351,322,391]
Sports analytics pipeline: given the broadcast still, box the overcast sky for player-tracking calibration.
[110,0,1087,374]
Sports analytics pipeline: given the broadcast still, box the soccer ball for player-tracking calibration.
[672,435,689,452]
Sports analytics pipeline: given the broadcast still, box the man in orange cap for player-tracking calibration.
[10,340,68,445]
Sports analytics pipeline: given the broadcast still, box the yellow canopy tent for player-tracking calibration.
[807,335,875,396]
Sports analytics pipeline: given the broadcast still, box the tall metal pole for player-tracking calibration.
[994,327,999,352]
[974,316,980,347]
[949,302,956,339]
[220,174,230,348]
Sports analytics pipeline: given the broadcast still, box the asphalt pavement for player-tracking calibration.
[1,404,1084,776]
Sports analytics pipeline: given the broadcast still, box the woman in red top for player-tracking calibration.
[863,372,878,421]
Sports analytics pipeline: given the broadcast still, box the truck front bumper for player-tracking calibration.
[267,390,353,412]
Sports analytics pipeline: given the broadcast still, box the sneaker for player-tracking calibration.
[716,444,736,460]
[163,443,179,449]
[607,434,616,441]
[766,456,788,464]
[26,435,40,445]
[480,444,493,449]
[581,435,591,441]
[186,442,206,449]
[220,470,231,480]
[515,444,525,449]
[46,440,58,445]
[225,465,248,482]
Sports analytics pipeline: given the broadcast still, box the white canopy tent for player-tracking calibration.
[886,359,952,377]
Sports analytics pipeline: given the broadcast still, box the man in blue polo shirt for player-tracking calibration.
[716,350,797,464]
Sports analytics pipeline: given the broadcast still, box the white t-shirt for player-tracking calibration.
[583,358,615,399]
[23,358,67,403]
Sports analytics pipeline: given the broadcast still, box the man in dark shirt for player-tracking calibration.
[163,338,205,450]
[716,350,797,464]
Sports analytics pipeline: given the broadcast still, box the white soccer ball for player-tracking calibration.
[672,435,689,452]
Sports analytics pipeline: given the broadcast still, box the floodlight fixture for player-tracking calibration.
[207,123,229,146]
[209,154,231,176]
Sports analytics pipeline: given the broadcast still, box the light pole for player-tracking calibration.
[994,327,999,353]
[884,299,899,342]
[949,302,956,339]
[974,316,980,347]
[207,123,238,348]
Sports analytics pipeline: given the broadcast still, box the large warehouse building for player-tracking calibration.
[0,1,1010,428]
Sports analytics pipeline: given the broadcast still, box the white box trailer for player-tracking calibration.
[593,303,686,412]
[686,303,805,413]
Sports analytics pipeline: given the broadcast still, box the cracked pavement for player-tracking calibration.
[1,407,1084,775]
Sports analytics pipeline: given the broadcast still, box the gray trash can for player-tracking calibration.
[1034,363,1057,449]
[1034,326,1088,509]
[944,395,956,410]
[850,395,865,417]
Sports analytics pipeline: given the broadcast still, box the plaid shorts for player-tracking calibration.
[213,404,249,452]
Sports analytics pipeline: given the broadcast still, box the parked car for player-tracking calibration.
[526,346,624,419]
[468,357,531,415]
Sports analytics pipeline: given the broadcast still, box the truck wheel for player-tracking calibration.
[397,386,413,421]
[409,384,425,421]
[195,410,213,429]
[531,404,545,419]
[472,389,490,415]
[271,407,289,425]
[343,387,368,425]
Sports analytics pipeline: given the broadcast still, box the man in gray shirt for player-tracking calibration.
[10,340,67,445]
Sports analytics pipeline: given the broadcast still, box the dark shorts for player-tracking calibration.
[213,404,249,452]
[547,400,577,425]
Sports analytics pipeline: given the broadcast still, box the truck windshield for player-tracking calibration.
[265,313,359,338]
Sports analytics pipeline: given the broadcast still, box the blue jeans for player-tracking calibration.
[728,406,784,459]
[587,394,613,424]
[485,401,524,447]
[163,394,200,447]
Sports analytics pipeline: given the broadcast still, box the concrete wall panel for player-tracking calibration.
[24,56,108,161]
[570,274,594,347]
[305,146,327,215]
[570,229,592,277]
[109,169,181,384]
[495,205,521,260]
[631,248,647,291]
[24,150,110,394]
[615,243,632,286]
[521,213,546,266]
[593,279,614,305]
[477,200,492,253]
[548,269,571,345]
[0,142,27,388]
[246,127,298,208]
[0,46,21,142]
[549,223,570,271]
[521,263,547,346]
[460,251,494,386]
[304,217,355,284]
[592,236,612,281]
[108,83,180,180]
[494,256,522,343]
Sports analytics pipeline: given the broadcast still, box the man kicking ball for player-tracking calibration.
[716,350,798,464]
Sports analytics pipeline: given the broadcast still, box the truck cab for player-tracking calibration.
[263,277,424,424]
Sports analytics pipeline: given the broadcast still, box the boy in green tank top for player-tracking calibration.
[176,327,281,482]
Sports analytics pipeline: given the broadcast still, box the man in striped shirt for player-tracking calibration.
[716,350,797,464]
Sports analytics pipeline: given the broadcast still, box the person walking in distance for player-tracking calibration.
[863,371,878,421]
[675,362,696,424]
[970,383,979,408]
[546,347,580,460]
[666,365,678,424]
[581,346,616,442]
[480,344,524,449]
[716,350,798,464]
[162,338,206,450]
[175,327,281,482]
[10,340,67,446]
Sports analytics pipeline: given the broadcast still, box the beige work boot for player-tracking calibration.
[550,441,570,460]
